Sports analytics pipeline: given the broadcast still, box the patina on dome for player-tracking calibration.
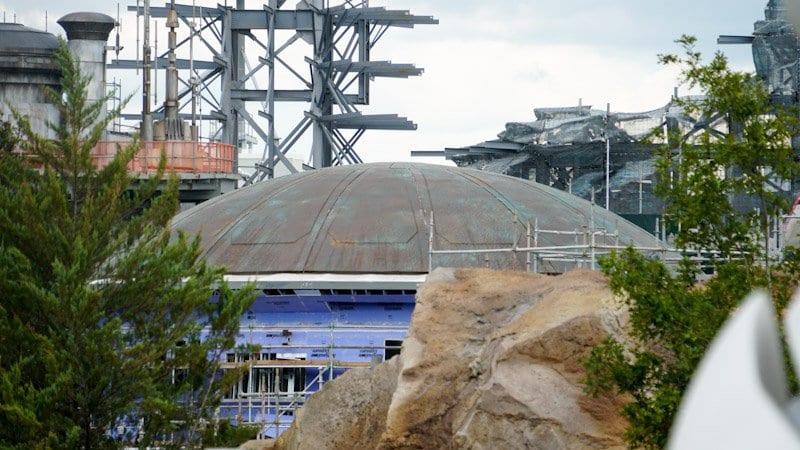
[173,163,656,274]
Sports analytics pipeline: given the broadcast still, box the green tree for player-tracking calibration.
[0,41,254,449]
[583,35,800,449]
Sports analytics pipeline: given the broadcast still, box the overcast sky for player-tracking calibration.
[0,0,768,165]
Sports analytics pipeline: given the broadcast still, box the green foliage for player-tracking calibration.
[0,41,254,449]
[200,419,260,447]
[657,36,799,267]
[583,36,800,449]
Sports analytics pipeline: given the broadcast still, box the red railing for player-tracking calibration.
[90,141,235,174]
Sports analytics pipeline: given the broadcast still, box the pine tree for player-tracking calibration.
[0,41,254,449]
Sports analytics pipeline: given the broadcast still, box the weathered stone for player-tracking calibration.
[274,355,401,450]
[276,268,629,450]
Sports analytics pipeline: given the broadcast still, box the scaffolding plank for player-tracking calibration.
[328,60,423,77]
[718,35,755,44]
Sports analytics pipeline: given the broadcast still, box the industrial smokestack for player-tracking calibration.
[57,12,115,138]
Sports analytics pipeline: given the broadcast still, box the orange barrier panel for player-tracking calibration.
[90,141,236,174]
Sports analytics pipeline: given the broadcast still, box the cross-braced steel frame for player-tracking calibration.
[112,0,436,183]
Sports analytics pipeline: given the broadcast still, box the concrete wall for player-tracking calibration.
[0,74,59,139]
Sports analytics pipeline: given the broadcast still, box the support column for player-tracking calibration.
[310,0,332,168]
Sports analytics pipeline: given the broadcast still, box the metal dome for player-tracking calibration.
[172,163,657,274]
[0,23,59,56]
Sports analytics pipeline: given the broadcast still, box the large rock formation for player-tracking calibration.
[276,268,629,450]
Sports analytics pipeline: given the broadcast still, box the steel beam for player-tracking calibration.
[232,89,360,103]
[108,58,219,70]
[410,150,446,157]
[129,4,221,19]
[120,111,226,121]
[327,60,423,77]
[231,9,314,31]
[718,35,755,44]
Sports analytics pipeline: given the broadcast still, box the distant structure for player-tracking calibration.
[720,0,800,103]
[418,0,799,234]
[753,0,798,99]
[54,10,239,206]
[0,22,61,138]
[0,12,238,206]
[111,1,437,183]
[415,99,711,231]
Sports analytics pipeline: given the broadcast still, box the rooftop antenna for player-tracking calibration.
[135,0,139,75]
[197,5,203,141]
[190,0,197,140]
[164,0,182,139]
[141,0,153,141]
[154,21,158,107]
[45,11,47,31]
[115,3,122,61]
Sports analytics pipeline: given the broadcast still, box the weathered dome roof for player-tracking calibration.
[0,23,59,56]
[173,163,657,274]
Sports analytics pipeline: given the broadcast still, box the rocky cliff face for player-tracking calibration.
[276,268,629,450]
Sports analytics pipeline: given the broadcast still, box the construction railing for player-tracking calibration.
[427,212,783,275]
[90,140,235,174]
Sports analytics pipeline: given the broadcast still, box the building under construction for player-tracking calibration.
[169,161,659,437]
[416,0,800,236]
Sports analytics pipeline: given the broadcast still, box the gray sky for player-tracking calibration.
[0,0,768,164]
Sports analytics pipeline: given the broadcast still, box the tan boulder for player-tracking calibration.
[277,268,628,450]
[275,355,400,450]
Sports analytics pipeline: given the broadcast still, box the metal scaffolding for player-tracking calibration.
[113,1,436,182]
[217,340,402,438]
[427,210,790,276]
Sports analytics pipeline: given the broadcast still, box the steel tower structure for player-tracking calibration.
[111,1,436,183]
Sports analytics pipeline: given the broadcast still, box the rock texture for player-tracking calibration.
[275,355,401,450]
[276,268,628,450]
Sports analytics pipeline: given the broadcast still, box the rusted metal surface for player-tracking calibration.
[172,162,657,274]
[91,141,235,174]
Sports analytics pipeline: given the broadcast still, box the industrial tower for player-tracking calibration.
[110,1,437,183]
